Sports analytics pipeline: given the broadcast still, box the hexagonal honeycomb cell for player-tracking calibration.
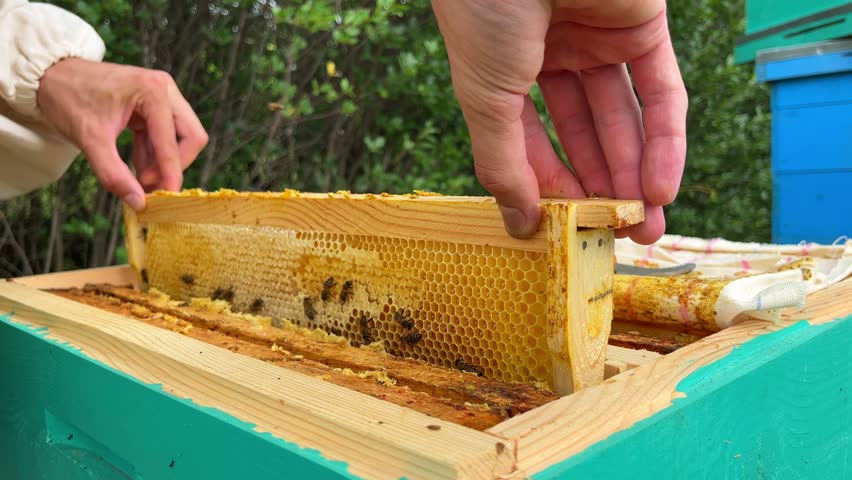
[145,222,552,385]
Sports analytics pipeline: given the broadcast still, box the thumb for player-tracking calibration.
[81,138,146,210]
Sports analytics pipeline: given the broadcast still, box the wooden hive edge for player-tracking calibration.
[0,280,515,480]
[487,278,852,475]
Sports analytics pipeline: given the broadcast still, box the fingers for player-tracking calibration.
[520,95,586,198]
[462,95,543,239]
[618,203,665,244]
[80,138,146,210]
[537,71,614,197]
[132,129,160,192]
[581,63,665,242]
[630,31,688,206]
[169,88,209,169]
[137,72,182,191]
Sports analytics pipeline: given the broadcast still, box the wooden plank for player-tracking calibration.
[604,345,662,379]
[12,265,137,289]
[0,282,513,480]
[123,205,148,288]
[545,204,614,394]
[136,191,643,253]
[488,279,852,475]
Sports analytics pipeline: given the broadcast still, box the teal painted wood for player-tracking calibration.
[0,313,358,480]
[734,13,852,64]
[533,317,852,480]
[745,0,852,34]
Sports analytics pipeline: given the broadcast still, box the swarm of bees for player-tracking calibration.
[454,358,484,377]
[212,286,235,303]
[180,273,194,285]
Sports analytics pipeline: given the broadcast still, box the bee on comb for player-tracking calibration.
[303,296,317,320]
[212,287,235,303]
[249,298,265,313]
[321,277,336,302]
[180,274,194,285]
[454,357,484,377]
[338,280,354,304]
[402,331,422,344]
[360,315,375,345]
[393,309,414,330]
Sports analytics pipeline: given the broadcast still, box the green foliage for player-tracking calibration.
[665,0,772,242]
[0,0,773,277]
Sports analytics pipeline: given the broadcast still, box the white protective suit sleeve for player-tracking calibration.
[0,0,105,199]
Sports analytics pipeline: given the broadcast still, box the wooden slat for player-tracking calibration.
[545,204,614,394]
[136,191,643,253]
[12,265,137,289]
[604,345,662,379]
[488,279,852,475]
[0,282,513,480]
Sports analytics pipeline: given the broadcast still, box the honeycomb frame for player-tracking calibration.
[126,190,643,394]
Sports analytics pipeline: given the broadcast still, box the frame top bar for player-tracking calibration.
[136,189,643,253]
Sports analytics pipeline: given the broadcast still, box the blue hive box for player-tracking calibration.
[756,40,852,244]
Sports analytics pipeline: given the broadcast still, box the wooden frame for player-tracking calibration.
[127,192,644,395]
[4,266,851,479]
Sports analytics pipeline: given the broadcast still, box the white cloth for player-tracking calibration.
[616,235,852,327]
[0,0,104,199]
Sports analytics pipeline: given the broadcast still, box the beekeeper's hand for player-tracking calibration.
[38,58,208,210]
[432,0,687,244]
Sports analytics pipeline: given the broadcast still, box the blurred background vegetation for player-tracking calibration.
[0,0,770,277]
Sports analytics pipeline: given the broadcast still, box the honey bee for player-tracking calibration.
[140,268,149,284]
[303,296,317,320]
[212,287,235,303]
[139,226,148,241]
[321,277,336,302]
[338,280,354,304]
[401,331,422,344]
[180,273,194,285]
[454,358,484,377]
[249,298,265,313]
[359,315,374,344]
[393,309,414,330]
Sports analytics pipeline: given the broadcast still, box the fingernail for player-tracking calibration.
[123,193,145,211]
[499,205,539,239]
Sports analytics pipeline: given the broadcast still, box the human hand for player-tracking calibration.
[431,0,687,244]
[37,58,208,210]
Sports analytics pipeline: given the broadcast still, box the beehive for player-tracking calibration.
[126,190,643,393]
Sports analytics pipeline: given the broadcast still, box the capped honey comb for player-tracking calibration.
[145,222,552,384]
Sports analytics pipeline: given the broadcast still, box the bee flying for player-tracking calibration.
[338,280,354,304]
[393,309,414,330]
[321,277,336,302]
[454,358,484,377]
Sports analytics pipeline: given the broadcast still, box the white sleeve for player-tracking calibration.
[0,0,105,199]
